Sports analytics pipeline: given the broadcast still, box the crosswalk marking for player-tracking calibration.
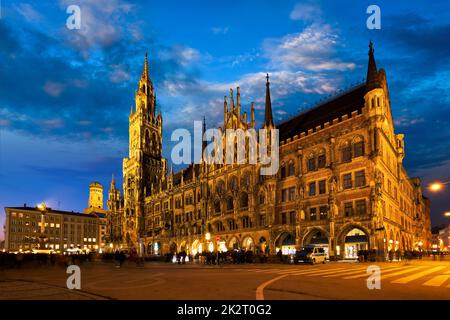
[391,266,446,284]
[343,265,402,279]
[422,275,450,287]
[321,267,371,278]
[287,267,350,276]
[378,266,425,280]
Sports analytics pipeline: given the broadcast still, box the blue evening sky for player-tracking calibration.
[1,0,450,239]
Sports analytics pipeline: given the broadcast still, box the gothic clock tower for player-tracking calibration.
[123,53,167,247]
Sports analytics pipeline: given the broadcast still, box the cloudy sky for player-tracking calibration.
[1,0,450,239]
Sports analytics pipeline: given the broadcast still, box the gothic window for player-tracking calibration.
[309,208,317,221]
[343,173,352,189]
[318,180,326,194]
[344,202,353,217]
[226,196,234,212]
[355,200,367,215]
[353,140,364,158]
[289,211,296,224]
[355,170,366,187]
[341,142,352,162]
[307,155,316,171]
[317,153,326,168]
[280,163,286,179]
[288,161,295,176]
[259,193,265,205]
[242,216,251,229]
[216,180,225,195]
[227,176,237,192]
[319,206,328,220]
[240,193,248,209]
[308,182,316,196]
[214,200,221,214]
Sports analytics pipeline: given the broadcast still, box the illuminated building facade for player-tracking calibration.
[4,205,104,253]
[104,42,431,259]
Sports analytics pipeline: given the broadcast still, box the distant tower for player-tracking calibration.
[88,181,104,210]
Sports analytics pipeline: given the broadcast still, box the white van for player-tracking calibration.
[294,246,326,264]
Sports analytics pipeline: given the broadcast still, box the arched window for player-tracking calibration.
[240,193,249,209]
[229,176,238,192]
[214,200,221,214]
[317,150,326,168]
[307,154,316,171]
[353,137,365,158]
[259,193,265,205]
[288,161,295,176]
[280,163,287,179]
[242,216,251,229]
[341,141,352,162]
[226,196,234,212]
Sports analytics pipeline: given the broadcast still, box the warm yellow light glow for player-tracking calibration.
[444,212,450,217]
[37,202,47,211]
[208,242,214,252]
[429,182,443,192]
[205,232,211,241]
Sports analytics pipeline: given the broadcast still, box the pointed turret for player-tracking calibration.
[264,73,274,128]
[110,174,116,189]
[366,41,381,92]
[250,102,255,128]
[223,96,228,125]
[236,86,241,116]
[142,51,149,80]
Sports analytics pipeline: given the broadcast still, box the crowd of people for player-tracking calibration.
[0,248,446,270]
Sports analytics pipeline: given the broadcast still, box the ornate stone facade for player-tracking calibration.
[106,42,431,259]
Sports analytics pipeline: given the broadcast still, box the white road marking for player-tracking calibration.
[422,275,450,287]
[255,274,289,300]
[343,265,403,279]
[391,266,446,284]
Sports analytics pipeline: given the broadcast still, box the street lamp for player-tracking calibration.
[429,181,450,192]
[444,212,450,217]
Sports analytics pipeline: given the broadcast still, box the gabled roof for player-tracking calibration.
[277,83,366,142]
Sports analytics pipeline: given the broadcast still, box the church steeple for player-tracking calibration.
[142,52,149,80]
[264,73,274,128]
[366,41,381,92]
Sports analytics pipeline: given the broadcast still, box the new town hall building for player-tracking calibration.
[105,42,430,259]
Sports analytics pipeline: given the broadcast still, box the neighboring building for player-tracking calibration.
[432,224,450,251]
[84,181,108,215]
[4,205,102,253]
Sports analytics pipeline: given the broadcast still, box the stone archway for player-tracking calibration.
[242,235,255,251]
[275,232,296,255]
[228,236,240,250]
[337,224,370,259]
[169,242,177,254]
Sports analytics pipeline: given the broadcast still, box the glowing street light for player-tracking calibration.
[205,232,211,241]
[429,181,450,192]
[444,212,450,217]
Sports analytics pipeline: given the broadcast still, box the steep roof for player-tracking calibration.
[277,83,366,141]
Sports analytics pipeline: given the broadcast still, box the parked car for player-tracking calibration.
[294,246,326,264]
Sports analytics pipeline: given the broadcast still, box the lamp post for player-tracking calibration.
[37,203,48,250]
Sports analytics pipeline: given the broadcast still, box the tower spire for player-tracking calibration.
[264,73,274,128]
[111,173,115,188]
[366,40,380,92]
[142,51,149,79]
